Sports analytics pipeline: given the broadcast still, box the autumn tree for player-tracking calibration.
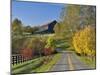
[44,37,56,55]
[23,26,39,34]
[60,5,81,35]
[55,5,96,37]
[32,38,46,56]
[12,18,23,35]
[20,48,33,60]
[73,25,96,60]
[54,5,96,51]
[23,26,33,33]
[80,6,96,28]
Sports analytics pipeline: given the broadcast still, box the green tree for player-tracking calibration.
[80,6,96,27]
[12,18,23,35]
[12,37,27,54]
[23,26,33,33]
[23,26,39,34]
[45,37,56,54]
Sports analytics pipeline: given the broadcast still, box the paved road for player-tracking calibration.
[50,51,95,72]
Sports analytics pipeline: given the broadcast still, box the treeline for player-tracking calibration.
[54,4,96,59]
[12,35,57,58]
[12,18,39,35]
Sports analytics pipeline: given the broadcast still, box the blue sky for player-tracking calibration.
[12,0,65,26]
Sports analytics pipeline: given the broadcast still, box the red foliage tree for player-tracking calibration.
[44,47,52,56]
[20,48,34,60]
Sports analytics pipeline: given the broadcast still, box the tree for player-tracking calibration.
[23,26,39,34]
[12,37,27,54]
[12,18,25,54]
[23,26,33,33]
[54,5,96,50]
[73,25,96,59]
[20,48,33,60]
[61,5,81,34]
[32,38,46,56]
[80,6,96,27]
[12,18,23,35]
[44,37,56,55]
[57,5,96,37]
[54,5,81,39]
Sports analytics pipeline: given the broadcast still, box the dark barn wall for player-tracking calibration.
[35,20,57,34]
[48,20,57,33]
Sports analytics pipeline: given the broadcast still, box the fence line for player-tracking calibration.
[12,54,31,65]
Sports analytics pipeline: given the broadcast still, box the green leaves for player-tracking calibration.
[12,18,23,35]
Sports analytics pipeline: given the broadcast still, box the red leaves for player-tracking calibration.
[44,47,52,56]
[20,48,33,59]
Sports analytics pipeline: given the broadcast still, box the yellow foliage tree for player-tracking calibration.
[73,25,96,57]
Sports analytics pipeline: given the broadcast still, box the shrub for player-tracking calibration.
[20,48,33,59]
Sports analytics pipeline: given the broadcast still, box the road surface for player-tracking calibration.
[50,51,95,72]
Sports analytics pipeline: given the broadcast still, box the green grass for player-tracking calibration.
[31,53,61,73]
[12,58,39,70]
[77,55,96,68]
[12,58,43,74]
[12,53,61,74]
[55,38,70,50]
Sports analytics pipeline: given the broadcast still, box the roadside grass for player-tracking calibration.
[55,39,70,50]
[12,53,61,74]
[12,58,39,70]
[12,57,43,74]
[31,53,61,73]
[76,55,96,68]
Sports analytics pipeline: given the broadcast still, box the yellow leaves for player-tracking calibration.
[73,25,96,56]
[45,36,56,54]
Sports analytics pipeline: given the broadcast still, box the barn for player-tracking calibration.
[36,20,57,34]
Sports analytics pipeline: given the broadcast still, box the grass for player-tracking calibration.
[12,57,44,74]
[31,53,61,73]
[12,53,61,74]
[12,58,39,70]
[55,38,70,50]
[76,55,96,68]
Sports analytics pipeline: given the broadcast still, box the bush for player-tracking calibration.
[20,48,33,59]
[44,37,56,55]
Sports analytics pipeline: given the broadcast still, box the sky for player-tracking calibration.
[12,0,65,26]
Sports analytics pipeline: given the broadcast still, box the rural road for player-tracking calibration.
[50,51,94,72]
